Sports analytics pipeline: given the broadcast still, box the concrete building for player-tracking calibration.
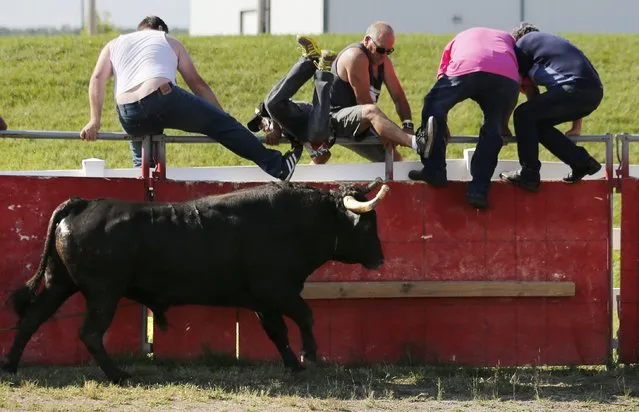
[190,0,639,36]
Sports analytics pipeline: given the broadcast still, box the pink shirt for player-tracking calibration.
[437,27,519,83]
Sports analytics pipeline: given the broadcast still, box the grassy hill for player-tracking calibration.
[0,33,638,170]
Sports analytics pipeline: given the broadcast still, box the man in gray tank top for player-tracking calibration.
[328,21,434,163]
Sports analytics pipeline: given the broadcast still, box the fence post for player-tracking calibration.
[605,133,615,191]
[154,135,167,181]
[620,133,630,178]
[385,146,394,181]
[141,136,152,181]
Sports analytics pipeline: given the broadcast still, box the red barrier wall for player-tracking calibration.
[152,179,612,366]
[619,177,639,363]
[0,176,145,364]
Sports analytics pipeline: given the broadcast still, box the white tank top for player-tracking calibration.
[109,30,178,97]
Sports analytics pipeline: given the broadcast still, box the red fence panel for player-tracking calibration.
[151,179,611,366]
[619,177,639,363]
[0,176,145,364]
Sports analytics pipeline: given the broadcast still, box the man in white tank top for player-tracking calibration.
[79,16,301,180]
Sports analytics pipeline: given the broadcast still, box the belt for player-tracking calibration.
[157,82,173,95]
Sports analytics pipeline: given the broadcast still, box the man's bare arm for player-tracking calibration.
[523,84,540,101]
[340,48,375,105]
[170,37,222,110]
[382,59,412,126]
[80,42,113,141]
[566,118,583,136]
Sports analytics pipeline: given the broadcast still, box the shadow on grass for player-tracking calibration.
[3,351,639,403]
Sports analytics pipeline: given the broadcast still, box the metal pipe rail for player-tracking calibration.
[0,130,615,183]
[0,130,613,144]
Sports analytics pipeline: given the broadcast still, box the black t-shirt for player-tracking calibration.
[515,32,602,89]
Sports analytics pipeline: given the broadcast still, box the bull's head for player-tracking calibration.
[332,178,388,270]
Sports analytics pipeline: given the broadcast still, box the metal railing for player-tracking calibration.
[0,130,616,184]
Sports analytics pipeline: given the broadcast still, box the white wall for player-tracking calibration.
[190,0,639,36]
[190,0,259,36]
[270,0,324,35]
[326,0,518,34]
[525,0,639,34]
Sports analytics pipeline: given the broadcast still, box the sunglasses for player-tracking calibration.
[370,38,394,55]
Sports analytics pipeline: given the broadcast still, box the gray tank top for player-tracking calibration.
[329,42,384,111]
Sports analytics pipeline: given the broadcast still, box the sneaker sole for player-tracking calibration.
[422,116,436,158]
[297,36,320,60]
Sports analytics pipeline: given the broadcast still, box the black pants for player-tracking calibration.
[514,83,604,179]
[264,57,333,143]
[420,72,520,196]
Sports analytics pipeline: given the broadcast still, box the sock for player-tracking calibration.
[411,135,418,150]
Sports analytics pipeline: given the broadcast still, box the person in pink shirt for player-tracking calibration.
[409,27,520,210]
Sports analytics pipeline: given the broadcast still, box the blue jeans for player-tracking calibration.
[117,85,284,177]
[514,83,603,180]
[420,72,519,196]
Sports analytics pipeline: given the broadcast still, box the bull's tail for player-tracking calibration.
[11,197,88,317]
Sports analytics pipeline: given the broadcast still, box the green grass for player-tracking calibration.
[1,33,638,170]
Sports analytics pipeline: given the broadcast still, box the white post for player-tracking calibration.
[86,0,97,35]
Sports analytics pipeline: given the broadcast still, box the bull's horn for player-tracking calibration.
[365,177,384,193]
[343,184,390,214]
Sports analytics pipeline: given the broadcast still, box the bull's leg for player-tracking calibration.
[2,283,77,374]
[255,310,303,371]
[78,294,129,384]
[275,295,318,362]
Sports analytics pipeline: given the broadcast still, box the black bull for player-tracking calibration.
[1,180,389,383]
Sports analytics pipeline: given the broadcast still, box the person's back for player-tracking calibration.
[439,27,519,82]
[515,31,601,88]
[109,30,177,103]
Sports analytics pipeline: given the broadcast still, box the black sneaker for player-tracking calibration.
[247,102,269,133]
[467,193,489,210]
[407,168,448,188]
[499,169,540,192]
[279,145,303,181]
[563,157,602,184]
[415,116,437,158]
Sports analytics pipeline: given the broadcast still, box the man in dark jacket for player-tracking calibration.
[500,23,603,192]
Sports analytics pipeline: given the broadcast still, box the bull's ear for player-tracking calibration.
[345,210,361,227]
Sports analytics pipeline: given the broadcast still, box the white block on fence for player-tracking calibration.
[82,158,105,177]
[464,148,474,179]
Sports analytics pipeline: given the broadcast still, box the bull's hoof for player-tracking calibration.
[0,362,17,375]
[108,370,132,385]
[301,351,318,363]
[302,357,325,370]
[284,362,305,374]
